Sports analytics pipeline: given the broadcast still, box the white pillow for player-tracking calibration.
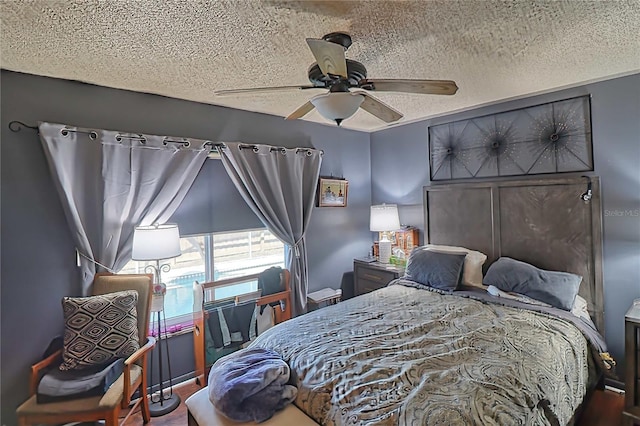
[421,244,487,288]
[571,295,590,318]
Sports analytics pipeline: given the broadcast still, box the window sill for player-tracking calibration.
[150,317,195,340]
[159,324,194,339]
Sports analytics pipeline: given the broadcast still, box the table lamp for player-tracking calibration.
[132,223,181,416]
[370,204,401,264]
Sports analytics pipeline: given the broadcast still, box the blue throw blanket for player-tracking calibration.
[208,347,297,423]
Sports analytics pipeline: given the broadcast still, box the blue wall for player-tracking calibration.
[0,70,371,422]
[370,73,640,380]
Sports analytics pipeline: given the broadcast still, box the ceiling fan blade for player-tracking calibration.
[306,38,347,78]
[285,101,315,120]
[214,85,319,96]
[359,79,458,95]
[358,92,403,123]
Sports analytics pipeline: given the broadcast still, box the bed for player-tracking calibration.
[192,177,611,425]
[251,280,607,425]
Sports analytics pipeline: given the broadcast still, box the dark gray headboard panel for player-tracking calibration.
[423,177,604,333]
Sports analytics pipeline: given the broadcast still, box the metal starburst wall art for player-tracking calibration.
[429,96,592,180]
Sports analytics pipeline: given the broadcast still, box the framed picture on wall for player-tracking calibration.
[317,177,348,207]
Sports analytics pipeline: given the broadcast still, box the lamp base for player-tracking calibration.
[149,393,180,417]
[378,239,392,264]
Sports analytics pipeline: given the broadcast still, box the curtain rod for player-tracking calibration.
[8,121,38,132]
[232,143,323,156]
[8,121,323,155]
[8,120,222,152]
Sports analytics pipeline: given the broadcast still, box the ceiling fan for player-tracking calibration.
[213,32,458,126]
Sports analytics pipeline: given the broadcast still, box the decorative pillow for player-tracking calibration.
[483,257,582,311]
[422,244,487,288]
[60,290,139,371]
[404,249,466,291]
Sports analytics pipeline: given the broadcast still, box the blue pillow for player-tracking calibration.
[404,249,466,291]
[483,257,582,311]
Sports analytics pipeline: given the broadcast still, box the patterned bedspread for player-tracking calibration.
[250,281,601,425]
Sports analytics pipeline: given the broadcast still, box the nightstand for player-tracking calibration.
[353,258,404,296]
[624,303,640,425]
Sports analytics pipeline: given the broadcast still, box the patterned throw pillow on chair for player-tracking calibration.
[60,290,139,371]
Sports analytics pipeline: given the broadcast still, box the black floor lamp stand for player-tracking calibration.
[149,303,180,416]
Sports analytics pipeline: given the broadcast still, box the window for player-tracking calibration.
[119,229,285,329]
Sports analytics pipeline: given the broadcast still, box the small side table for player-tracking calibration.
[353,258,404,296]
[307,288,342,310]
[624,303,640,425]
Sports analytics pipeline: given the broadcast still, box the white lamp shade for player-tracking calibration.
[132,223,181,261]
[310,92,364,122]
[370,204,401,232]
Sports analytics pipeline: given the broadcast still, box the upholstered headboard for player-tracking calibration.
[423,176,604,333]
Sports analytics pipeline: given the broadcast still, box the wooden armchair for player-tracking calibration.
[16,273,156,426]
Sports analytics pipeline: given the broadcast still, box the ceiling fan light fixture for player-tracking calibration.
[310,92,364,126]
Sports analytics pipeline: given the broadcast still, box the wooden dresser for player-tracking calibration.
[624,303,640,425]
[353,259,404,296]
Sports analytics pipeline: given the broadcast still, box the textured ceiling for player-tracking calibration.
[1,0,639,132]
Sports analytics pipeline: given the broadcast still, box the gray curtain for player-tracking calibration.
[219,143,322,315]
[39,122,209,294]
